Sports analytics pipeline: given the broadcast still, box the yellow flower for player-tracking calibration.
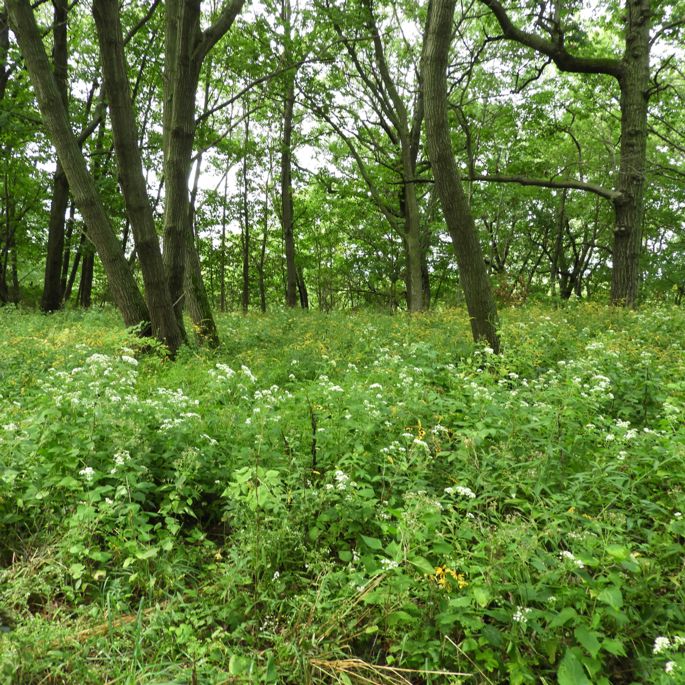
[431,565,468,590]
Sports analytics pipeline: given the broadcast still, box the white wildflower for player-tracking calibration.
[512,606,532,624]
[86,353,109,365]
[654,637,672,655]
[79,466,95,481]
[559,550,584,568]
[665,661,676,674]
[113,450,130,466]
[241,365,257,382]
[380,558,399,571]
[121,355,138,366]
[334,470,350,491]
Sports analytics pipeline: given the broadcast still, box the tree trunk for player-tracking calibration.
[611,0,650,307]
[400,146,426,312]
[241,110,250,313]
[162,0,198,327]
[7,0,150,330]
[297,263,308,309]
[281,69,298,308]
[41,0,69,313]
[258,182,268,313]
[93,0,184,352]
[163,0,219,342]
[184,226,219,345]
[550,189,567,296]
[0,10,8,102]
[78,243,95,308]
[64,230,84,302]
[59,199,75,295]
[220,173,227,312]
[422,0,500,351]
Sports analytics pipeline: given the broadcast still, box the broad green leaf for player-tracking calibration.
[574,625,601,658]
[360,535,383,550]
[597,586,623,610]
[557,650,590,685]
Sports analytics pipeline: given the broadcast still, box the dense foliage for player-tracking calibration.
[1,1,684,317]
[1,303,684,683]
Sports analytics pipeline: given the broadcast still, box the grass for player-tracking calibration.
[0,302,684,684]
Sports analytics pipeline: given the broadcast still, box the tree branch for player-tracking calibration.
[196,0,245,63]
[478,0,624,79]
[471,173,621,201]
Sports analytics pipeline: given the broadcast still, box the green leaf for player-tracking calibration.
[409,555,435,574]
[601,638,626,656]
[360,535,383,550]
[557,650,590,685]
[69,563,85,580]
[472,585,491,607]
[574,625,601,658]
[550,607,577,627]
[338,550,352,562]
[135,547,159,560]
[605,544,630,561]
[597,586,623,610]
[387,611,415,626]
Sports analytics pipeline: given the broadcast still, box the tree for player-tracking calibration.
[7,0,151,329]
[422,0,500,350]
[477,0,655,307]
[92,0,184,351]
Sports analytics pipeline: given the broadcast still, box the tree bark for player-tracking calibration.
[162,0,240,340]
[220,172,227,312]
[41,0,69,313]
[93,0,184,352]
[611,0,650,307]
[281,65,298,308]
[7,0,150,329]
[78,243,95,308]
[422,0,500,351]
[241,109,250,313]
[0,9,8,102]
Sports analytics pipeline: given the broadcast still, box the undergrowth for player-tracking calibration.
[0,303,684,684]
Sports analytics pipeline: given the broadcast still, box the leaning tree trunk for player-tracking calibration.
[93,0,184,352]
[422,0,500,351]
[611,0,650,307]
[7,0,150,329]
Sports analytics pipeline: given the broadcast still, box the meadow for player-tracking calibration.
[1,303,684,684]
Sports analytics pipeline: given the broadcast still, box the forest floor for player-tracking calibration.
[1,303,684,684]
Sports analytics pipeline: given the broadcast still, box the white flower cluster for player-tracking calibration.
[209,363,236,382]
[79,466,95,481]
[512,606,532,624]
[444,485,476,499]
[654,635,685,655]
[559,550,585,568]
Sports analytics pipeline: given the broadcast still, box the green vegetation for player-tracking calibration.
[1,303,684,684]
